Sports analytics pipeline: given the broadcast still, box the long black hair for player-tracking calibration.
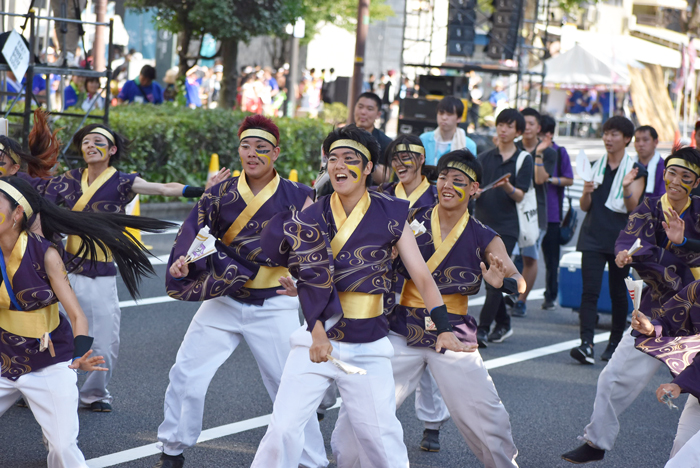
[72,124,130,165]
[0,176,174,298]
[0,109,59,178]
[384,134,438,180]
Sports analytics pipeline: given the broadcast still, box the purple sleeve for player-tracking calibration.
[653,160,666,197]
[673,354,700,400]
[559,148,574,178]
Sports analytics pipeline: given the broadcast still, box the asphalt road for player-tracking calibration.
[0,137,684,468]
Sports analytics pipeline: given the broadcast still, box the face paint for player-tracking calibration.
[453,184,466,200]
[0,160,7,176]
[255,150,271,166]
[97,144,109,160]
[0,213,6,225]
[665,170,695,194]
[346,159,362,183]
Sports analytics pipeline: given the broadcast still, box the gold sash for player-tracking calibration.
[400,280,468,315]
[222,171,280,245]
[330,191,371,256]
[0,304,60,338]
[399,207,470,312]
[338,291,383,319]
[66,167,118,262]
[244,266,289,289]
[395,177,431,208]
[660,195,700,279]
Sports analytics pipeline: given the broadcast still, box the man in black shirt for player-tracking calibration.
[512,108,558,318]
[572,116,646,364]
[474,109,531,346]
[353,92,394,184]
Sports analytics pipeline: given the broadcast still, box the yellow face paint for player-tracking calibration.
[0,213,6,225]
[665,173,694,194]
[97,145,109,160]
[347,164,362,183]
[453,185,466,199]
[255,150,271,166]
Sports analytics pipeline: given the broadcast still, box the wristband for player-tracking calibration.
[72,335,94,360]
[509,186,516,195]
[624,192,633,199]
[534,154,543,159]
[557,177,561,185]
[498,277,519,295]
[430,304,453,335]
[672,237,688,247]
[182,186,205,198]
[535,163,544,167]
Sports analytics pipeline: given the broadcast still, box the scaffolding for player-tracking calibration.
[0,10,114,164]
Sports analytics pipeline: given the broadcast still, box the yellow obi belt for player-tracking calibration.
[400,280,468,315]
[338,291,383,319]
[66,235,113,262]
[244,266,289,289]
[0,303,60,338]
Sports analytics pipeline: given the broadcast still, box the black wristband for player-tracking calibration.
[430,304,453,335]
[182,186,205,198]
[72,335,94,360]
[498,277,518,295]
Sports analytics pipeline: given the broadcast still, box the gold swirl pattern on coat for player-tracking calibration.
[636,335,700,376]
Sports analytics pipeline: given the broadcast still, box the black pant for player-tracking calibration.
[579,251,630,345]
[478,234,517,333]
[541,222,561,302]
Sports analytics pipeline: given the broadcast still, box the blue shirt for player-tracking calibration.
[64,83,80,109]
[185,80,201,107]
[118,79,164,104]
[419,131,478,166]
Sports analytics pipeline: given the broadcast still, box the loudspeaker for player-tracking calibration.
[447,0,476,58]
[400,98,439,121]
[398,119,437,137]
[417,75,464,97]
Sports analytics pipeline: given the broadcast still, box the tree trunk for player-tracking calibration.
[178,30,192,77]
[220,38,239,109]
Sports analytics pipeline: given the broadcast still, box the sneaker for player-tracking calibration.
[541,299,556,310]
[511,300,527,317]
[90,401,113,412]
[154,453,185,468]
[16,397,28,408]
[476,329,489,348]
[570,342,595,365]
[317,411,325,422]
[561,442,605,464]
[488,326,513,343]
[419,429,440,452]
[601,341,619,362]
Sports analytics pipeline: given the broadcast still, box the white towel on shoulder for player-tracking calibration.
[591,152,635,214]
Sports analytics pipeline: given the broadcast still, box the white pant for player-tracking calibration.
[415,368,450,430]
[252,326,409,468]
[157,295,327,467]
[583,328,662,450]
[60,273,121,405]
[0,362,88,468]
[667,396,700,466]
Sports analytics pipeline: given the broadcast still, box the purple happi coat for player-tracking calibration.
[42,168,139,277]
[390,205,497,349]
[260,190,409,343]
[166,173,312,305]
[634,280,700,400]
[0,233,73,380]
[615,195,700,318]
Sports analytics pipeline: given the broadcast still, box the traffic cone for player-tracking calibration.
[125,195,153,249]
[233,170,241,177]
[674,129,681,149]
[208,153,220,181]
[289,169,298,182]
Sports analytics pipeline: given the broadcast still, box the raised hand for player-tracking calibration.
[435,331,478,353]
[615,249,633,268]
[69,349,108,372]
[276,276,298,297]
[662,208,685,245]
[169,255,189,278]
[622,167,639,188]
[480,253,506,289]
[206,167,232,190]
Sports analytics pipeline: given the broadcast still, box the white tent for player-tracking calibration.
[538,44,640,88]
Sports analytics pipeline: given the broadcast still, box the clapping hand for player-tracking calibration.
[622,167,639,188]
[69,350,108,372]
[480,253,506,289]
[276,276,298,297]
[662,208,685,245]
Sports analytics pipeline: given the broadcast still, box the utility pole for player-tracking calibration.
[286,18,304,117]
[93,0,107,71]
[348,0,370,123]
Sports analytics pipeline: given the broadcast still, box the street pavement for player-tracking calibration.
[0,137,684,468]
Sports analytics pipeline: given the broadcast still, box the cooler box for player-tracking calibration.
[558,251,633,314]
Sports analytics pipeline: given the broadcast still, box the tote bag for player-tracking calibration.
[515,150,539,248]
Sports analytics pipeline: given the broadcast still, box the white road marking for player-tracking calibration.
[85,305,602,468]
[119,295,176,308]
